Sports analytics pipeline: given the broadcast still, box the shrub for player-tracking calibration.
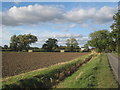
[32,49,47,52]
[2,49,13,52]
[54,48,60,52]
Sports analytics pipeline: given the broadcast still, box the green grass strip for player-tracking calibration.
[56,53,118,88]
[1,54,90,89]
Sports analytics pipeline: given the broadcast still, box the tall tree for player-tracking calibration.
[42,38,58,52]
[10,35,18,51]
[10,34,38,51]
[110,9,120,53]
[17,34,38,51]
[66,38,79,51]
[88,30,110,52]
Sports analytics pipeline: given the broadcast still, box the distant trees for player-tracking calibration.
[66,38,79,52]
[42,38,80,52]
[3,45,9,49]
[4,35,81,52]
[0,45,9,50]
[42,38,58,52]
[10,34,38,51]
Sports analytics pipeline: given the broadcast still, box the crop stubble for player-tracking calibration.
[2,52,87,77]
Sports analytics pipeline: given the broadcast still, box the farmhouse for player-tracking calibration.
[80,47,85,51]
[28,50,33,52]
[60,50,65,53]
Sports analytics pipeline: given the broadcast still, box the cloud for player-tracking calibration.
[0,26,14,46]
[54,24,77,32]
[81,23,89,28]
[69,24,76,28]
[54,25,69,32]
[65,6,116,24]
[2,4,64,26]
[93,6,116,24]
[1,5,116,26]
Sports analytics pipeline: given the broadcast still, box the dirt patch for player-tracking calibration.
[2,52,88,77]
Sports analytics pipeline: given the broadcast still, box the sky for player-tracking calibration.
[0,2,118,47]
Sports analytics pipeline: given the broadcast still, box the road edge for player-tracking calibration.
[107,53,119,86]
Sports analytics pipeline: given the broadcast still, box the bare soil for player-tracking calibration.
[2,52,88,77]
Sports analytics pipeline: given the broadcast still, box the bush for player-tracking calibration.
[32,49,47,52]
[64,48,71,52]
[95,48,102,53]
[54,48,60,52]
[2,49,13,52]
[71,49,79,52]
[64,48,80,52]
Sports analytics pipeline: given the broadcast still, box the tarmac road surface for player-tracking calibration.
[107,53,120,84]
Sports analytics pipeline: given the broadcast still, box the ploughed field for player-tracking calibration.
[2,52,87,78]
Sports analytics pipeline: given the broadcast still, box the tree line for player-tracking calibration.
[1,35,85,52]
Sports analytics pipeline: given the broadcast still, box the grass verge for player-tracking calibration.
[56,53,118,88]
[1,53,91,89]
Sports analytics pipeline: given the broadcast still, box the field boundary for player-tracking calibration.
[2,53,88,80]
[2,52,88,77]
[2,53,95,89]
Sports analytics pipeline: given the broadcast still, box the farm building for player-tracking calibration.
[60,50,65,53]
[28,50,33,52]
[80,47,85,51]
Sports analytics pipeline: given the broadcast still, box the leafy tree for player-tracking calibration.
[17,34,37,51]
[110,9,120,53]
[10,35,18,51]
[66,38,79,52]
[3,45,8,49]
[42,38,58,52]
[10,34,38,51]
[107,33,116,52]
[84,44,89,51]
[88,30,110,52]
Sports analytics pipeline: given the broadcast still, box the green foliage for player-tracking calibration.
[66,38,79,52]
[3,45,9,49]
[32,48,47,52]
[54,48,60,52]
[64,48,79,52]
[88,30,112,52]
[59,45,67,49]
[42,38,58,52]
[110,10,120,53]
[87,10,120,53]
[10,35,18,51]
[10,34,38,51]
[84,44,90,52]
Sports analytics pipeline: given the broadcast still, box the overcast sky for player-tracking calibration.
[0,2,118,47]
